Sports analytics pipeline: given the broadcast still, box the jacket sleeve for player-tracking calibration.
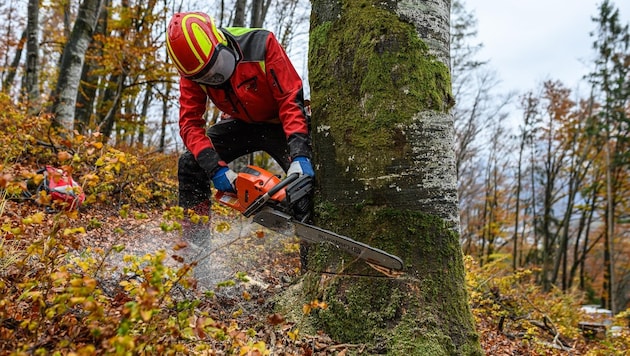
[264,33,312,159]
[178,77,214,158]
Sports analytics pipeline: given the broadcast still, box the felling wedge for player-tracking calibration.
[215,165,405,272]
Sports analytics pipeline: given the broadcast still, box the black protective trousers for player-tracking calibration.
[178,118,312,270]
[178,119,292,210]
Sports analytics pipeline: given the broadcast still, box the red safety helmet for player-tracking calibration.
[166,12,231,80]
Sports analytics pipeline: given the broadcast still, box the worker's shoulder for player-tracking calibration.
[224,27,271,38]
[224,28,277,61]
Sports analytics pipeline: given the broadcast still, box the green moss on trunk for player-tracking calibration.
[309,0,452,182]
[303,207,479,354]
[302,0,483,354]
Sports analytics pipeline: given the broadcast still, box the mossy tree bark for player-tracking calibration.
[304,0,482,354]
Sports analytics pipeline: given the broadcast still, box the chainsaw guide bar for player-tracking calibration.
[253,209,405,272]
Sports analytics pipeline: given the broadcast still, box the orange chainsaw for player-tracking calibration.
[215,165,404,271]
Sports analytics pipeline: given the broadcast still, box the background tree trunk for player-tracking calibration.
[25,0,40,115]
[233,0,247,27]
[49,0,103,132]
[2,29,26,93]
[250,0,270,28]
[587,0,629,312]
[75,0,110,134]
[301,0,481,353]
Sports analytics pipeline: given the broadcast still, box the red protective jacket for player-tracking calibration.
[178,28,310,162]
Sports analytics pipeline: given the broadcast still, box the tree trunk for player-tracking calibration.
[96,0,128,141]
[75,0,109,134]
[589,0,629,313]
[300,0,481,353]
[137,84,151,148]
[528,133,540,266]
[233,0,247,27]
[2,29,26,93]
[49,0,103,132]
[97,73,125,139]
[512,94,537,270]
[250,0,272,28]
[159,76,172,153]
[25,0,40,115]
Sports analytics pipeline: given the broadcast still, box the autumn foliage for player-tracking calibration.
[0,96,330,354]
[1,0,630,353]
[0,83,628,355]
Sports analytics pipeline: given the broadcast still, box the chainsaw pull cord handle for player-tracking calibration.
[243,173,299,217]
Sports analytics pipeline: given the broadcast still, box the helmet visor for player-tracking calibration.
[192,45,236,86]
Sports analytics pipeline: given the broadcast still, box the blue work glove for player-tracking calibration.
[287,156,314,177]
[211,166,237,193]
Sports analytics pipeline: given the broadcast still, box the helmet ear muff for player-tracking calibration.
[166,12,227,77]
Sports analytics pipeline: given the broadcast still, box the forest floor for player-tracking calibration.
[3,200,606,355]
[80,207,598,355]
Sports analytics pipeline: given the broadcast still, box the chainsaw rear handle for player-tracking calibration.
[242,173,299,217]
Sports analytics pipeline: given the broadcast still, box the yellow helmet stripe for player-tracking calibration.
[181,14,211,75]
[191,23,212,58]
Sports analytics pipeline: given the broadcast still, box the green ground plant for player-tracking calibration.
[1,94,628,355]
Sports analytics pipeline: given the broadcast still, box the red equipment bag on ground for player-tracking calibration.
[38,166,85,211]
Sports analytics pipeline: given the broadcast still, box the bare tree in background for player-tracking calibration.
[25,0,40,115]
[450,0,514,259]
[75,0,110,134]
[49,0,103,132]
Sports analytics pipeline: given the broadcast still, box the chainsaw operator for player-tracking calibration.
[166,12,314,255]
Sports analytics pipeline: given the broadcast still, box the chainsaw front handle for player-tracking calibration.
[267,173,299,197]
[242,173,299,217]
